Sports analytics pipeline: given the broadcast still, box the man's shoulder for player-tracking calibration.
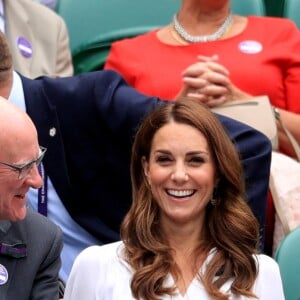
[21,209,63,247]
[3,209,62,258]
[6,0,67,39]
[13,0,64,24]
[23,209,63,257]
[25,208,61,234]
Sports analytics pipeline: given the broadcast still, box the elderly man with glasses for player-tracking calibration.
[0,97,63,300]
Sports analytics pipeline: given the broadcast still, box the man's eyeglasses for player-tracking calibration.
[0,146,47,180]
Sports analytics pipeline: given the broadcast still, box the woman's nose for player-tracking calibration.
[170,163,188,182]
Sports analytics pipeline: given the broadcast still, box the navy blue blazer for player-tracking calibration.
[0,209,62,300]
[21,70,271,245]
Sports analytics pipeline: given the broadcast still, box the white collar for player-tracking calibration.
[8,71,26,111]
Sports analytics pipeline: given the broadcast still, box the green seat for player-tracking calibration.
[283,0,300,28]
[264,0,284,16]
[232,0,266,16]
[275,227,300,300]
[57,0,179,56]
[57,0,265,74]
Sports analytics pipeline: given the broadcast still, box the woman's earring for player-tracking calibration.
[145,179,151,190]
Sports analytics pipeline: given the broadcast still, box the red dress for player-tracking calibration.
[105,16,300,115]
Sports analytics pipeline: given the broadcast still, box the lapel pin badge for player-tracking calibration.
[17,36,33,58]
[0,264,8,285]
[49,127,56,137]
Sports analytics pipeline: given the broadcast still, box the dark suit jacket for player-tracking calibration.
[21,70,271,245]
[0,209,63,300]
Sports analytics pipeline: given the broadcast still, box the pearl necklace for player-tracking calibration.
[172,13,233,43]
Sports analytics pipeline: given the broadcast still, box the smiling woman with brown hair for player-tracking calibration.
[64,99,284,300]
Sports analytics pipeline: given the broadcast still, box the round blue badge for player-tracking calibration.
[0,264,8,285]
[17,37,33,58]
[239,40,263,54]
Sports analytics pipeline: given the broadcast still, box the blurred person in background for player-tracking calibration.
[105,0,300,158]
[0,0,73,78]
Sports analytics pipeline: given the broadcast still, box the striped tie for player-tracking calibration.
[0,243,27,258]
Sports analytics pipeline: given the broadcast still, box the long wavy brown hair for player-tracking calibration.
[120,98,259,299]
